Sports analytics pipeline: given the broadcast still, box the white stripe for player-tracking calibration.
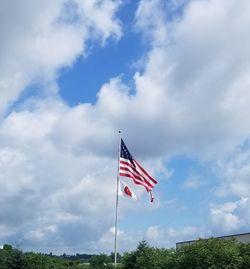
[120,158,156,185]
[119,158,154,190]
[134,161,156,186]
[119,162,151,187]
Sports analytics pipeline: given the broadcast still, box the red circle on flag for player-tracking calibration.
[124,186,132,197]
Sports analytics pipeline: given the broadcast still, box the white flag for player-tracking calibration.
[119,180,136,200]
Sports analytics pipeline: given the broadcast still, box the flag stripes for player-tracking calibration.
[119,158,155,191]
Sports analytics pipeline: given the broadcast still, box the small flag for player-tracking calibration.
[119,180,137,200]
[119,139,157,202]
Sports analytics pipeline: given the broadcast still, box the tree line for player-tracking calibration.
[0,237,249,268]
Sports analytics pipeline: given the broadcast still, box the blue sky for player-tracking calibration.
[0,0,250,254]
[59,1,143,105]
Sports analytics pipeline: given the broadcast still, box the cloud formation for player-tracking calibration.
[1,0,250,253]
[210,198,249,233]
[0,0,121,113]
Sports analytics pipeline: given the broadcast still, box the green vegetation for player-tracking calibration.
[0,238,249,269]
[122,239,250,269]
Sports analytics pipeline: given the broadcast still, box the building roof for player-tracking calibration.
[176,232,250,247]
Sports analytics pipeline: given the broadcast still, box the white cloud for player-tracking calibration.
[75,0,122,43]
[0,0,121,113]
[1,0,250,253]
[215,145,250,197]
[145,225,206,248]
[132,0,250,158]
[210,145,250,234]
[94,225,206,252]
[0,0,122,252]
[0,224,15,238]
[95,227,139,253]
[0,119,118,252]
[135,0,168,47]
[0,90,166,252]
[210,198,250,233]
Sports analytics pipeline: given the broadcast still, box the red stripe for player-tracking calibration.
[119,160,155,185]
[132,162,156,187]
[119,166,154,189]
[120,161,150,179]
[120,167,147,185]
[134,160,157,184]
[120,159,157,185]
[119,172,151,191]
[119,161,154,188]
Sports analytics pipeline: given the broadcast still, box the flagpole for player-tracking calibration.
[114,130,121,267]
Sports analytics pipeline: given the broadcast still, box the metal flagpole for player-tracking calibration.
[114,130,121,267]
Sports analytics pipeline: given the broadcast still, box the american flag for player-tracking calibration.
[119,139,157,201]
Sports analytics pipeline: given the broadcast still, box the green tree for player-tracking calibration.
[135,240,156,269]
[5,248,25,269]
[153,248,176,269]
[89,253,113,269]
[24,252,55,269]
[238,242,250,269]
[111,252,122,263]
[123,240,162,269]
[176,238,243,269]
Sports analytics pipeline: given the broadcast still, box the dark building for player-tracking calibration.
[176,232,250,249]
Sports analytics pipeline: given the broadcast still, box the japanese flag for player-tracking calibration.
[119,180,136,200]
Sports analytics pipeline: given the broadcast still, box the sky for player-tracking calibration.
[0,0,250,255]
